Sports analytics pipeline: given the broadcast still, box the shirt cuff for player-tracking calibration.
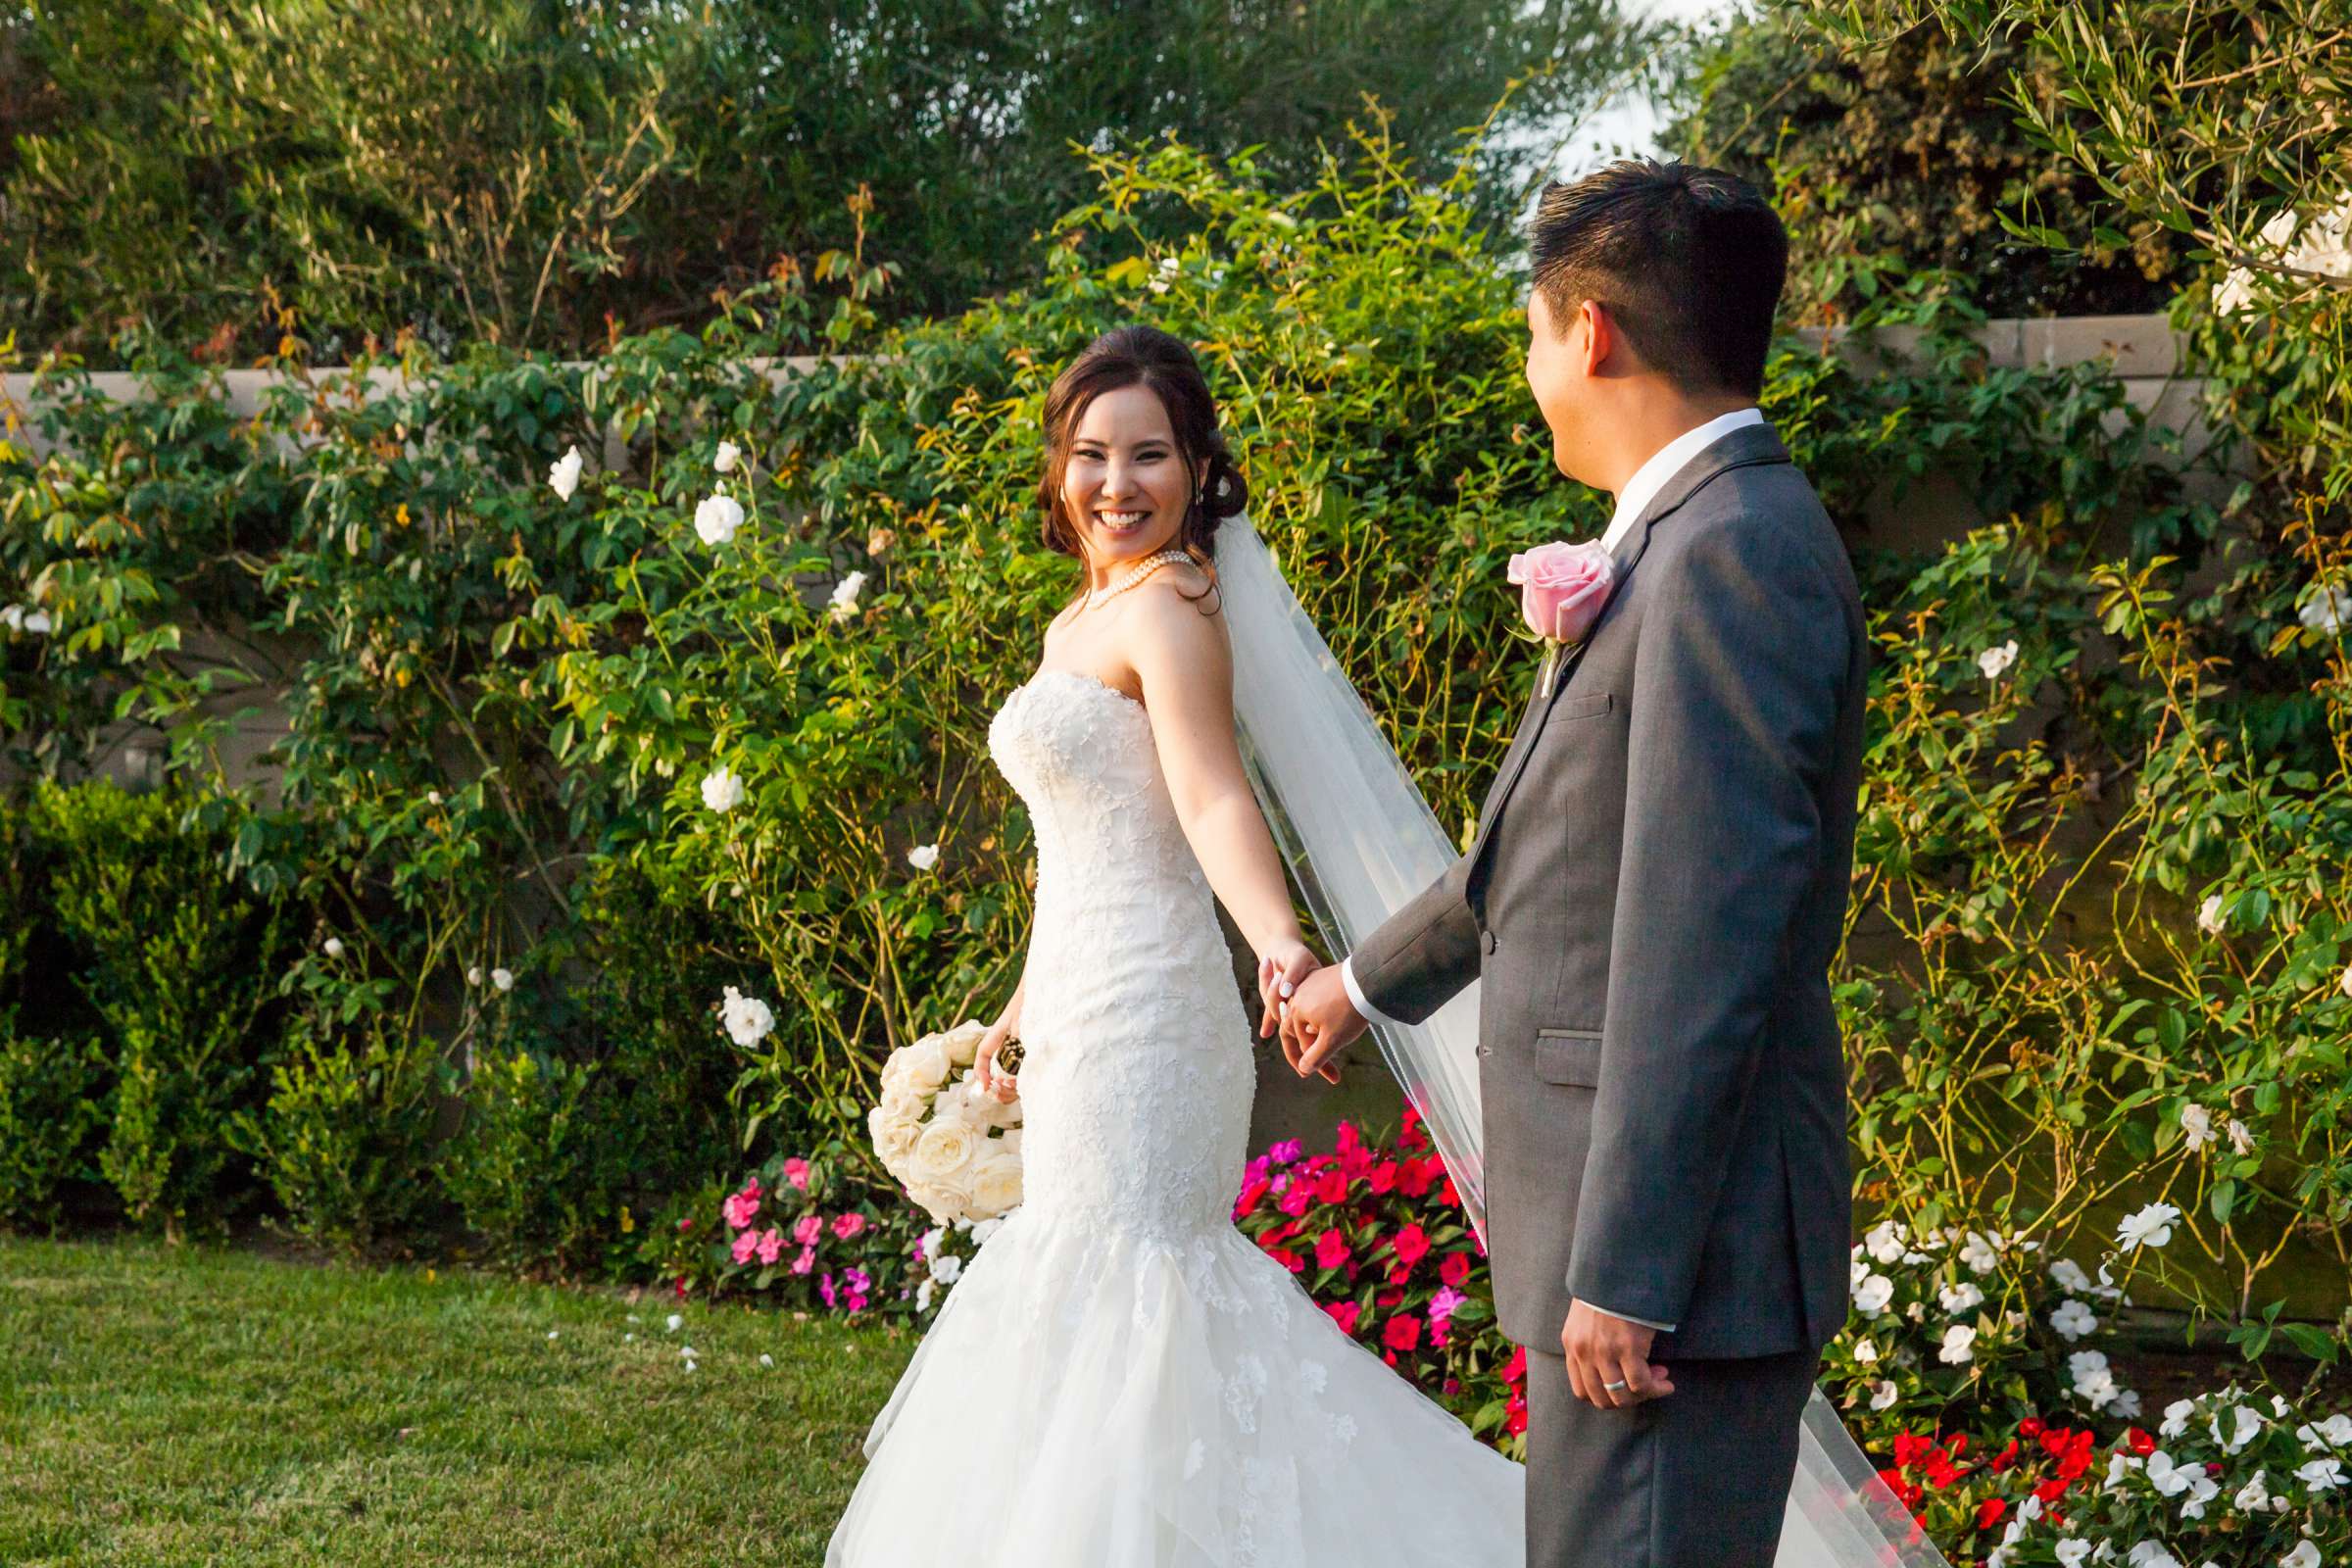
[1584,1300,1678,1334]
[1337,956,1403,1029]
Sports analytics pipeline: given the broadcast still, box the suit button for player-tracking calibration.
[1481,929,1497,956]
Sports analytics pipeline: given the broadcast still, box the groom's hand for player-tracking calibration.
[1283,965,1365,1082]
[1560,1299,1675,1411]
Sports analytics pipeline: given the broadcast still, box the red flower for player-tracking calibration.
[1502,1346,1527,1384]
[2033,1477,2071,1506]
[1270,1248,1304,1273]
[1876,1469,1923,1514]
[1367,1160,1397,1195]
[1440,1177,1460,1207]
[1891,1433,1933,1470]
[1440,1251,1472,1288]
[1324,1300,1360,1335]
[1396,1157,1438,1198]
[1505,1395,1529,1437]
[1393,1222,1431,1268]
[1991,1440,2021,1474]
[2018,1417,2045,1438]
[1974,1498,2006,1532]
[1277,1183,1312,1217]
[1376,1288,1404,1309]
[1316,1168,1350,1205]
[1315,1228,1350,1271]
[1235,1178,1270,1218]
[673,1275,688,1298]
[1384,1313,1423,1352]
[1399,1104,1427,1149]
[2125,1427,2156,1457]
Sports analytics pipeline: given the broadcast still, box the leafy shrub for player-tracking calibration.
[0,1030,106,1231]
[439,1041,603,1272]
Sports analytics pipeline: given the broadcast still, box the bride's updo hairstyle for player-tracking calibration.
[1036,324,1250,602]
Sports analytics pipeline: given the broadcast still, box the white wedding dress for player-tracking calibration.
[824,667,1524,1567]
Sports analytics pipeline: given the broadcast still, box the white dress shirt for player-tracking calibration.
[1331,406,1765,1336]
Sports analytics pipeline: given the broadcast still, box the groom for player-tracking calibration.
[1278,160,1861,1568]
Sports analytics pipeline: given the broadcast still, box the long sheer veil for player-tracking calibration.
[1215,514,1950,1568]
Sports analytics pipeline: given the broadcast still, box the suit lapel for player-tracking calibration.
[1463,422,1794,874]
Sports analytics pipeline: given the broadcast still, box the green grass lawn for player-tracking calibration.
[0,1236,914,1567]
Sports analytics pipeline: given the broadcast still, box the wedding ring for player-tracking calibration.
[1602,1379,1629,1393]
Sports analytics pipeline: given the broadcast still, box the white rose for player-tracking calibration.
[1978,639,2020,680]
[548,445,583,500]
[1938,1324,1976,1365]
[908,1118,980,1184]
[714,439,741,473]
[2118,1201,2182,1250]
[693,491,744,546]
[868,1105,922,1167]
[2180,1102,2214,1151]
[322,936,345,958]
[491,966,514,993]
[970,1147,1023,1216]
[2300,585,2352,636]
[1851,1274,1894,1316]
[829,570,868,621]
[2198,893,2227,935]
[700,764,745,813]
[906,843,940,872]
[937,1020,987,1067]
[899,1037,953,1093]
[719,985,774,1048]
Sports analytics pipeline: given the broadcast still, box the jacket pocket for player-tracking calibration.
[1531,1028,1602,1087]
[1553,691,1613,721]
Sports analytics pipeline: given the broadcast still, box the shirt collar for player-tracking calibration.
[1599,407,1766,554]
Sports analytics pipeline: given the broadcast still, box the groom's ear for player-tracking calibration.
[1574,299,1612,379]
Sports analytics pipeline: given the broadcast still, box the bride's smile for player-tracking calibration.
[1056,382,1199,580]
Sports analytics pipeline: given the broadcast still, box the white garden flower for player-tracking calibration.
[466,964,483,986]
[2051,1257,2094,1294]
[2198,894,2227,935]
[1959,1230,2000,1274]
[1937,1323,1977,1365]
[2118,1201,2182,1250]
[1852,1337,1879,1365]
[2161,1398,2196,1440]
[931,1253,962,1285]
[906,843,940,872]
[969,1215,1004,1245]
[2279,1543,2320,1568]
[1938,1281,1984,1315]
[2054,1542,2091,1568]
[2229,1118,2255,1154]
[1864,1219,1908,1265]
[914,1277,937,1312]
[1870,1380,1899,1410]
[2050,1298,2099,1341]
[714,440,741,473]
[693,491,744,546]
[2297,1413,2352,1448]
[549,445,583,501]
[322,936,345,958]
[2301,586,2352,636]
[2294,1456,2343,1492]
[700,764,746,813]
[547,1330,559,1340]
[2110,1389,2142,1419]
[2211,268,2257,316]
[828,570,868,621]
[2213,1404,2264,1454]
[2180,1103,2215,1151]
[2126,1542,2181,1568]
[1978,639,2020,680]
[491,966,514,993]
[679,1344,697,1359]
[759,1352,773,1367]
[2070,1349,2120,1409]
[1851,1273,1894,1316]
[665,1313,682,1332]
[2234,1470,2273,1512]
[2341,963,2352,999]
[719,985,775,1048]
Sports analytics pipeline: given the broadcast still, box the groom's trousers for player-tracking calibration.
[1522,1346,1817,1568]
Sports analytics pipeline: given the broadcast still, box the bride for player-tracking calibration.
[825,323,1939,1568]
[823,323,1525,1565]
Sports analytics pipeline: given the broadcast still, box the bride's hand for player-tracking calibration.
[1254,938,1320,1046]
[975,1014,1019,1102]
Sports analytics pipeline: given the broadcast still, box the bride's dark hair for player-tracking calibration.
[1036,325,1250,604]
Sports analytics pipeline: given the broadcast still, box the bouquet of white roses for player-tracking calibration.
[868,1020,1024,1224]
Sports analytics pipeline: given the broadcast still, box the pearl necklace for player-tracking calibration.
[1082,548,1194,612]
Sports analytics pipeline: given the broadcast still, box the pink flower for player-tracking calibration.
[782,1157,811,1191]
[721,1180,762,1230]
[1324,1300,1360,1335]
[819,1272,838,1308]
[1429,1284,1468,1324]
[792,1245,815,1275]
[731,1228,760,1264]
[1315,1228,1350,1271]
[756,1227,785,1266]
[845,1267,872,1295]
[793,1213,823,1247]
[846,1295,869,1312]
[1277,1183,1313,1217]
[1506,540,1614,644]
[832,1211,866,1241]
[1268,1139,1303,1166]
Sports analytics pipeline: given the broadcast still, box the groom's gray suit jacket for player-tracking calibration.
[1351,422,1859,1361]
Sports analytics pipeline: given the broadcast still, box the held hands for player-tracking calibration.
[1253,941,1344,1085]
[1559,1298,1675,1411]
[1277,964,1368,1082]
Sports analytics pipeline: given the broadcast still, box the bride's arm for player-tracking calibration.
[1124,578,1315,982]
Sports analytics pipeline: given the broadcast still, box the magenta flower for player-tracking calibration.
[1277,1183,1312,1218]
[782,1157,811,1191]
[730,1228,760,1264]
[818,1272,838,1308]
[793,1213,823,1247]
[721,1179,762,1231]
[832,1211,867,1241]
[792,1245,815,1275]
[756,1227,785,1266]
[846,1294,869,1312]
[1393,1222,1431,1268]
[1324,1300,1360,1335]
[1429,1284,1468,1323]
[1315,1228,1350,1271]
[1268,1139,1303,1166]
[844,1266,872,1295]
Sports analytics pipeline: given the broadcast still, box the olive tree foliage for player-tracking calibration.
[0,0,1649,368]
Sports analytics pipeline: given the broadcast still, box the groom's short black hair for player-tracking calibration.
[1530,159,1787,399]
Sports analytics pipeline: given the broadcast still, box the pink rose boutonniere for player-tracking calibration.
[1505,540,1616,698]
